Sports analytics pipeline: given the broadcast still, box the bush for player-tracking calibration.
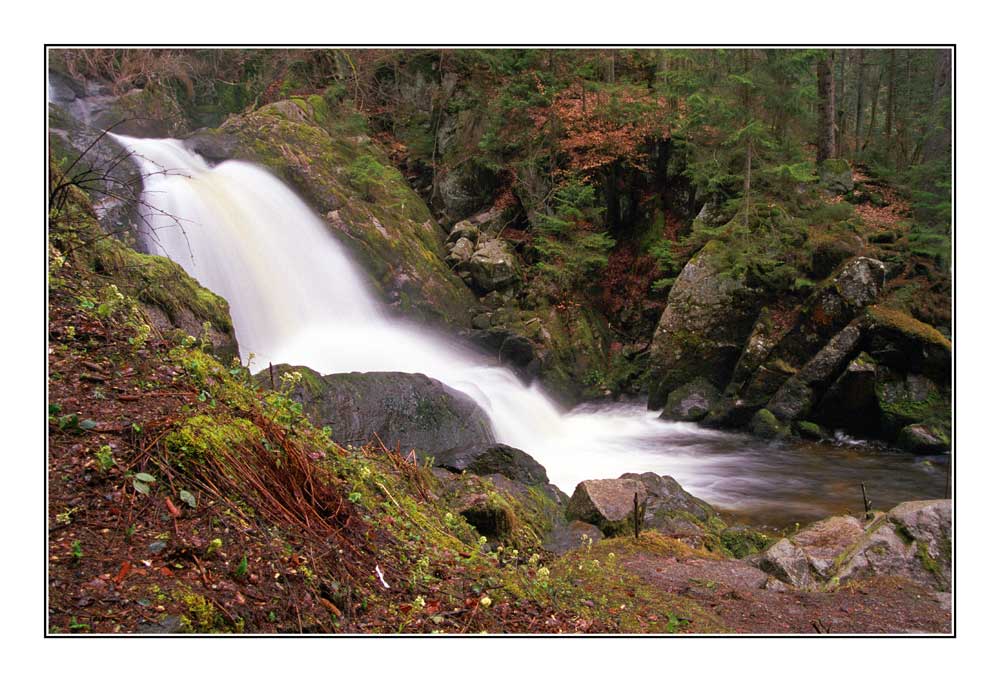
[532,180,615,296]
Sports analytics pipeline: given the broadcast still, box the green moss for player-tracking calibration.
[165,414,262,467]
[719,527,773,558]
[866,305,952,350]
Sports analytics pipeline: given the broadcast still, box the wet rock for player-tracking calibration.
[794,420,829,440]
[257,365,495,461]
[875,369,948,437]
[440,444,549,487]
[445,237,475,266]
[466,329,539,380]
[897,424,950,455]
[750,409,790,439]
[768,323,864,421]
[659,377,721,422]
[566,478,647,536]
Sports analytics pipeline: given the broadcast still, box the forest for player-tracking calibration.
[47,47,953,636]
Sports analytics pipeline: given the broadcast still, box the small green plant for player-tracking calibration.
[94,445,116,473]
[234,554,249,578]
[130,472,156,495]
[70,540,83,560]
[206,538,223,556]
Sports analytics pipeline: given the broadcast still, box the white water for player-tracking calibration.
[111,135,950,520]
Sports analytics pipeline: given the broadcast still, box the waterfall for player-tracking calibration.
[114,134,706,493]
[107,135,950,520]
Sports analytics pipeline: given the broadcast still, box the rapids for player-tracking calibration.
[113,134,949,527]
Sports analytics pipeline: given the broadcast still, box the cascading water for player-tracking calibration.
[113,135,948,526]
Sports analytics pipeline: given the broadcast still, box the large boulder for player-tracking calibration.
[647,241,760,409]
[865,305,952,385]
[752,500,952,593]
[566,478,647,536]
[257,365,495,460]
[833,500,952,592]
[875,368,949,439]
[751,515,866,589]
[813,352,879,432]
[897,424,950,455]
[659,377,721,422]
[619,472,721,530]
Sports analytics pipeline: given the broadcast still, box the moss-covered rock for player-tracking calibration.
[818,158,853,194]
[874,368,949,440]
[659,377,721,422]
[750,408,791,439]
[647,240,761,409]
[256,365,496,462]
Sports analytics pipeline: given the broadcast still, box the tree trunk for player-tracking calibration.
[922,49,953,164]
[854,49,866,156]
[816,52,836,163]
[885,50,896,154]
[836,51,847,157]
[862,65,883,152]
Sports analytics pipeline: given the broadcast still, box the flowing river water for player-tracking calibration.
[113,135,950,529]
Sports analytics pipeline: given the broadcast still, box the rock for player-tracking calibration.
[818,158,854,194]
[445,236,475,266]
[566,478,647,536]
[659,377,721,422]
[257,365,495,461]
[833,502,952,592]
[137,615,183,634]
[184,129,239,162]
[875,369,948,438]
[897,424,950,455]
[470,312,492,330]
[455,492,516,541]
[834,257,885,308]
[619,472,719,526]
[865,305,952,385]
[647,241,761,409]
[447,220,480,244]
[437,160,498,222]
[751,515,864,589]
[790,515,866,579]
[439,444,549,487]
[543,520,605,554]
[767,323,864,421]
[468,239,520,293]
[813,352,879,432]
[794,421,829,440]
[466,329,539,380]
[750,409,790,439]
[752,539,816,589]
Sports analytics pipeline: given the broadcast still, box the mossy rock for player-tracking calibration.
[818,158,853,194]
[750,409,791,439]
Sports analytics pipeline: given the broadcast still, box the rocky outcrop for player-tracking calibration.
[647,241,761,409]
[751,500,952,593]
[897,424,950,455]
[257,365,495,460]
